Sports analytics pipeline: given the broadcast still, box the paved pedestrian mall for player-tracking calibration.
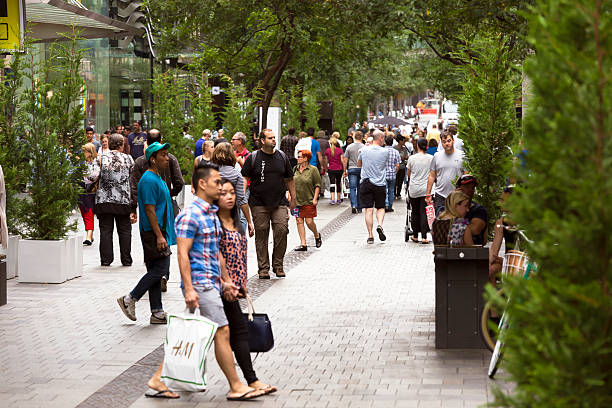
[0,197,510,407]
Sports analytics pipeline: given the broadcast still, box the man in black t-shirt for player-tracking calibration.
[242,129,297,279]
[456,174,488,245]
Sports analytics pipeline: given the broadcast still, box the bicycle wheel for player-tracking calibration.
[480,288,505,352]
[488,337,504,378]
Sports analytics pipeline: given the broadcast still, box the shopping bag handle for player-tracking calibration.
[246,294,255,321]
[184,307,201,316]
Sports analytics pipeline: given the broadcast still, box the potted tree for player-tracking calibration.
[10,33,87,283]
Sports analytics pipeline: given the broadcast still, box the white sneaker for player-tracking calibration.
[117,296,136,321]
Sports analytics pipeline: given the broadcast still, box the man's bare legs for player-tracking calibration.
[214,325,263,399]
[376,208,385,228]
[147,361,179,398]
[365,207,374,238]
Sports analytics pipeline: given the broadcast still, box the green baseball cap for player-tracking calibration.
[145,142,171,161]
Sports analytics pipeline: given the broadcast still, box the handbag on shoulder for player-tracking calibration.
[140,205,172,263]
[243,294,274,353]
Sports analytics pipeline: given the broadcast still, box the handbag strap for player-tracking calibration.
[246,294,255,321]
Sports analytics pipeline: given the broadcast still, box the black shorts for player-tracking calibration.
[359,179,386,209]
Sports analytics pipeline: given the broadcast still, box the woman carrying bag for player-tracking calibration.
[216,178,277,396]
[79,143,98,245]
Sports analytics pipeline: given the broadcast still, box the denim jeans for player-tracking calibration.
[347,168,361,209]
[130,255,170,313]
[385,178,396,209]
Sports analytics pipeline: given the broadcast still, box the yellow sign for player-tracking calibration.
[0,0,25,52]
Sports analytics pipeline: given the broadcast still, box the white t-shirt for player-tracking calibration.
[430,149,465,198]
[407,153,433,198]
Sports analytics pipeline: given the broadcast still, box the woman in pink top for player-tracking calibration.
[325,134,344,204]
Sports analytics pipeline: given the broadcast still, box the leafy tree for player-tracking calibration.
[0,50,27,234]
[457,34,519,233]
[187,60,217,138]
[13,33,86,240]
[302,91,319,131]
[488,1,612,406]
[281,84,302,132]
[152,70,191,182]
[221,75,259,139]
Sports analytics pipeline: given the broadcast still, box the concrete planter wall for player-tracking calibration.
[0,260,6,306]
[17,233,84,284]
[7,234,19,279]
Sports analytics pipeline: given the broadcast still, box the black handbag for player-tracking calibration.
[243,295,274,353]
[140,205,172,263]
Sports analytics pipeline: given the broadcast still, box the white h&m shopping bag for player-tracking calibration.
[161,309,218,392]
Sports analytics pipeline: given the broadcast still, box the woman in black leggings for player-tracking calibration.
[216,179,277,395]
[325,133,345,204]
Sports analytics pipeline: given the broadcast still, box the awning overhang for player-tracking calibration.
[25,0,144,42]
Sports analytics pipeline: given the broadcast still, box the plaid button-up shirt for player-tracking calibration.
[175,197,222,292]
[385,146,401,180]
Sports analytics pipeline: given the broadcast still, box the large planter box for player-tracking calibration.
[0,260,6,306]
[434,246,489,349]
[7,234,19,279]
[18,239,68,284]
[69,233,83,280]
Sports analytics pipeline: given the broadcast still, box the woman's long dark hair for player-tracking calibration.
[214,178,245,235]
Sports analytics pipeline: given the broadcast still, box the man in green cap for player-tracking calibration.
[117,141,176,325]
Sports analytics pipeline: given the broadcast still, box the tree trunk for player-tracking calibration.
[259,41,292,130]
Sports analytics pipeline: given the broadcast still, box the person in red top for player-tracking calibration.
[324,134,344,204]
[231,132,250,168]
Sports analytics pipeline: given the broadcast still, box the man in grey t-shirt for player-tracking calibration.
[425,132,465,214]
[357,130,389,244]
[343,131,365,213]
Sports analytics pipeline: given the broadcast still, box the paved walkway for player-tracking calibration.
[0,193,504,408]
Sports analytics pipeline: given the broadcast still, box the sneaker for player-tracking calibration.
[117,296,136,321]
[376,225,387,241]
[330,200,335,205]
[367,237,374,244]
[83,240,92,246]
[274,270,286,278]
[150,313,167,325]
[294,245,308,252]
[258,271,271,279]
[387,208,394,213]
[351,208,357,214]
[161,276,168,292]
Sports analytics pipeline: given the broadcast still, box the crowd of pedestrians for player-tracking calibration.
[72,116,495,400]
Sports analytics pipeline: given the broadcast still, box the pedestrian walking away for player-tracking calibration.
[394,134,412,199]
[79,143,98,246]
[280,128,299,169]
[343,131,365,213]
[407,137,433,243]
[211,141,255,237]
[216,178,278,396]
[383,133,401,212]
[425,131,465,215]
[173,162,265,401]
[293,150,322,251]
[325,134,344,205]
[89,134,134,266]
[130,129,185,291]
[242,129,297,279]
[358,129,389,244]
[117,141,176,326]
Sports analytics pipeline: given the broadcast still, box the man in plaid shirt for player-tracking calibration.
[172,162,264,401]
[384,133,401,212]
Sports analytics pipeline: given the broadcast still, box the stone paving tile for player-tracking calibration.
[0,191,347,408]
[124,198,505,408]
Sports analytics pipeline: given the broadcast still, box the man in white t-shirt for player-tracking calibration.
[425,132,465,214]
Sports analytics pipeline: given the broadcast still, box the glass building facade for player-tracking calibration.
[79,0,152,132]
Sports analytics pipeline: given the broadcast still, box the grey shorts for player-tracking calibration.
[182,285,228,327]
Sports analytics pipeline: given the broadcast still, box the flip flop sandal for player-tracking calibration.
[227,389,263,401]
[144,388,179,399]
[410,236,420,243]
[261,385,278,395]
